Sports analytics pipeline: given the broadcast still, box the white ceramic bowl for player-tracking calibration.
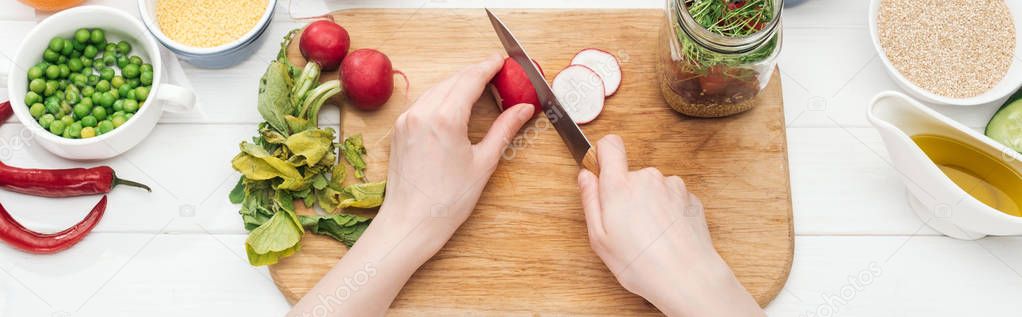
[868,0,1022,106]
[137,0,277,69]
[7,6,195,160]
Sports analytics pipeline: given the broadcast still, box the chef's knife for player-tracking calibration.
[485,8,601,175]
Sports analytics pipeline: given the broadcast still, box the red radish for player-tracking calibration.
[569,49,622,97]
[489,57,544,115]
[551,65,605,125]
[299,20,350,71]
[699,66,728,95]
[341,49,406,111]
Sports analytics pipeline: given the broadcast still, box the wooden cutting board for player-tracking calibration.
[271,8,793,315]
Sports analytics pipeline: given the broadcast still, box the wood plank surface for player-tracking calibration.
[269,8,793,314]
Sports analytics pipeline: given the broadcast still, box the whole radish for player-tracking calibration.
[490,57,544,116]
[341,49,405,111]
[299,20,350,71]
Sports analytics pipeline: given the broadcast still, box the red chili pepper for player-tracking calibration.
[0,196,106,253]
[0,161,150,197]
[0,101,12,122]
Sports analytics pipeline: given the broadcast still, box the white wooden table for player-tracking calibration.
[1,0,1021,316]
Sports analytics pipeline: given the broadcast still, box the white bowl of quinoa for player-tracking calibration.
[137,0,276,68]
[869,0,1022,106]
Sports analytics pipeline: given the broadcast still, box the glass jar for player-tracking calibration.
[657,0,783,117]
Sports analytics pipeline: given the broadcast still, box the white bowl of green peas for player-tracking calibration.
[7,6,195,160]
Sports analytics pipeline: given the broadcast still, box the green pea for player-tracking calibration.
[58,81,67,90]
[58,56,66,64]
[118,85,132,97]
[123,99,139,113]
[134,86,149,101]
[71,73,88,87]
[102,54,116,66]
[92,106,108,120]
[29,103,45,118]
[81,86,95,97]
[44,81,58,96]
[140,64,153,73]
[87,75,99,86]
[97,93,115,108]
[140,71,153,86]
[48,119,65,135]
[27,66,43,80]
[68,58,83,72]
[44,65,60,79]
[112,99,124,112]
[44,97,60,113]
[79,97,93,109]
[122,64,139,79]
[111,115,127,128]
[90,29,105,44]
[116,56,129,69]
[29,79,46,94]
[109,88,119,99]
[126,78,140,88]
[38,114,55,129]
[74,28,90,43]
[104,43,117,53]
[24,91,41,106]
[83,45,98,58]
[96,79,111,92]
[69,51,81,60]
[81,56,93,67]
[58,64,69,78]
[97,120,113,134]
[43,49,59,63]
[60,114,72,126]
[128,55,142,66]
[125,90,136,101]
[73,102,90,118]
[64,85,80,105]
[99,67,114,80]
[117,41,132,55]
[48,37,64,52]
[81,127,96,138]
[68,122,82,138]
[124,113,133,120]
[81,115,97,127]
[111,76,124,88]
[60,39,74,56]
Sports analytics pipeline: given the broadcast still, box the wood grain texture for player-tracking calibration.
[270,8,792,315]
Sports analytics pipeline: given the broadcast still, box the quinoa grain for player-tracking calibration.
[878,0,1015,98]
[156,0,268,48]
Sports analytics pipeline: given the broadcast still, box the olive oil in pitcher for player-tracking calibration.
[913,134,1022,217]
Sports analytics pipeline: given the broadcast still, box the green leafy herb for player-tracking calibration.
[229,29,386,266]
[245,209,304,266]
[299,214,372,247]
[342,134,368,181]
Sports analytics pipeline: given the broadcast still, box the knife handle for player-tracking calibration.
[582,146,600,176]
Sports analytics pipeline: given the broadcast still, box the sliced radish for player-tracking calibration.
[552,65,605,125]
[570,48,622,97]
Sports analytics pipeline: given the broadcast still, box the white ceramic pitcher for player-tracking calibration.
[868,91,1022,240]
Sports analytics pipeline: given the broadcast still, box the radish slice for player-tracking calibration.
[569,49,622,97]
[552,65,605,125]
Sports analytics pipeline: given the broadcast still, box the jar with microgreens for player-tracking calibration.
[658,0,783,117]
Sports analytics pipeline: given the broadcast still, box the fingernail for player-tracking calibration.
[518,104,535,119]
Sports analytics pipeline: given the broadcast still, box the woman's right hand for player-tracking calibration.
[577,135,764,317]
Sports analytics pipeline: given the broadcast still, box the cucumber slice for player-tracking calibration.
[986,98,1022,153]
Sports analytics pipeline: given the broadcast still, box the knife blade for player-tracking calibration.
[485,8,600,174]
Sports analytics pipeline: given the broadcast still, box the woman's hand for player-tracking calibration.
[577,135,764,317]
[290,54,534,317]
[378,53,535,248]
